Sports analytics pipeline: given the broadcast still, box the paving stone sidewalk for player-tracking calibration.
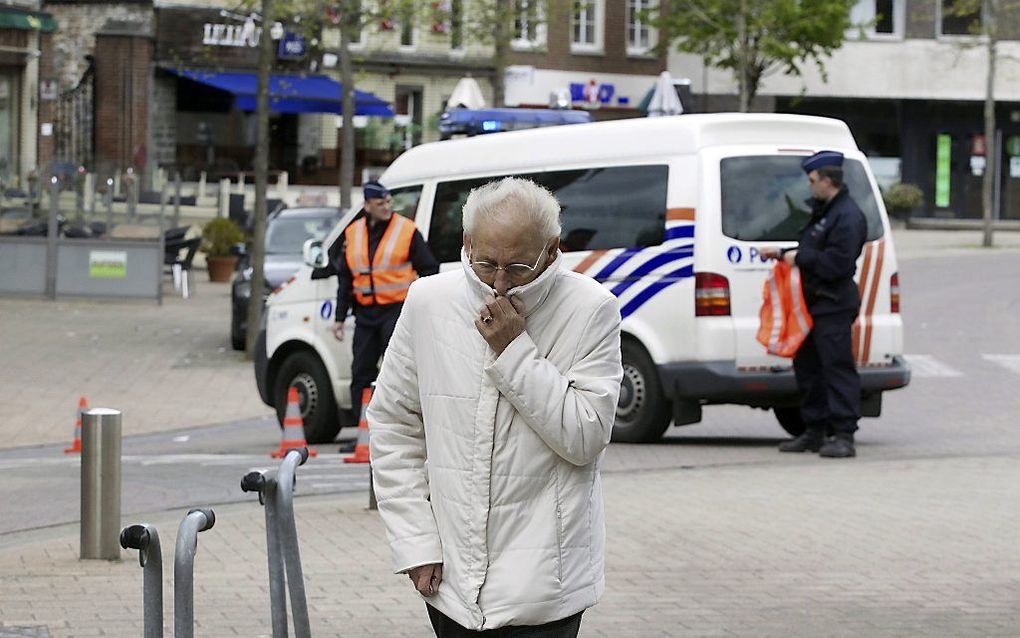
[0,281,272,450]
[1,454,1018,637]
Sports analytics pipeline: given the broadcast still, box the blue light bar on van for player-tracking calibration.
[438,107,592,140]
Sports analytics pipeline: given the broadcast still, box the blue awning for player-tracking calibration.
[164,68,394,117]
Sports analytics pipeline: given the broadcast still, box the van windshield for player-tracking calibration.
[720,156,884,242]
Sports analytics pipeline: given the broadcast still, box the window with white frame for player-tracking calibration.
[572,0,603,51]
[627,0,657,54]
[849,0,904,37]
[940,0,982,36]
[513,0,543,48]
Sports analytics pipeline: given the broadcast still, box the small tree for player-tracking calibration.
[653,0,855,112]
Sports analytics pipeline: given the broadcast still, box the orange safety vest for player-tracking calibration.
[756,261,813,358]
[344,214,417,306]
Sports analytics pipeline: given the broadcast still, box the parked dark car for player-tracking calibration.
[231,206,340,350]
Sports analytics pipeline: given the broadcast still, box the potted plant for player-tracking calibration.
[201,218,245,282]
[882,182,924,222]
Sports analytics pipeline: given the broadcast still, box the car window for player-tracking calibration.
[429,165,668,265]
[265,215,338,254]
[391,185,422,220]
[720,156,884,242]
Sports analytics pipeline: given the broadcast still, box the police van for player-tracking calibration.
[254,113,910,444]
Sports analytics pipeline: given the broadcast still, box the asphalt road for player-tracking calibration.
[2,250,1018,538]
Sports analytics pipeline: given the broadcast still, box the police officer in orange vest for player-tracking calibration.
[333,181,439,423]
[762,151,867,458]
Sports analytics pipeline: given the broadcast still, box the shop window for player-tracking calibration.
[940,0,982,36]
[572,0,603,52]
[429,166,667,265]
[627,0,658,54]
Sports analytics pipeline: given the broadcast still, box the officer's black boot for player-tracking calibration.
[819,433,856,458]
[778,423,825,453]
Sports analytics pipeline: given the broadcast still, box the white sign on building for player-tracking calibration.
[203,19,261,48]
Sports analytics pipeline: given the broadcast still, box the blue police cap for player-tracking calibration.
[363,180,389,200]
[801,150,844,173]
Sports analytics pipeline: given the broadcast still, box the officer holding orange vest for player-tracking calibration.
[333,181,439,422]
[761,151,867,459]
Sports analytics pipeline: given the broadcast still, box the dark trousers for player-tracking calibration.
[793,311,860,435]
[427,605,583,638]
[350,303,401,420]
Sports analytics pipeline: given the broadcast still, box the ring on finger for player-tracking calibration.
[482,315,493,324]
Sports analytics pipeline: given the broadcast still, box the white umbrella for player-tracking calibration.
[447,77,486,110]
[646,71,684,117]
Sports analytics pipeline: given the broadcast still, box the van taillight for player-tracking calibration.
[890,272,900,313]
[695,272,731,316]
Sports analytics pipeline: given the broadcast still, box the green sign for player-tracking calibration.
[1007,135,1020,157]
[89,250,127,279]
[935,134,951,208]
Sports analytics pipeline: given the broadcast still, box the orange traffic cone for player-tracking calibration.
[272,387,317,459]
[343,387,372,464]
[64,396,88,454]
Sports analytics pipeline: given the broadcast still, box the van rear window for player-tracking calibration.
[720,156,884,242]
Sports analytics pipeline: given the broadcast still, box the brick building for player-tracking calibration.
[0,0,56,190]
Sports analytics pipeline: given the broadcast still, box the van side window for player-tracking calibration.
[529,166,667,252]
[429,166,668,264]
[431,177,500,264]
[720,156,884,242]
[390,185,423,220]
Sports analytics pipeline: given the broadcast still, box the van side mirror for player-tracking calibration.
[303,239,328,269]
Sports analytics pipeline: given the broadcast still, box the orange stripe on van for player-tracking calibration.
[861,239,885,364]
[573,250,608,275]
[852,243,875,363]
[666,208,696,222]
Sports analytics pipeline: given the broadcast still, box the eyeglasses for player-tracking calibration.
[469,242,551,283]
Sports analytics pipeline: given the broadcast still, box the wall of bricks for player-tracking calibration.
[93,28,152,180]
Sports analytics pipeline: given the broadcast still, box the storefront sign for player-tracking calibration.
[203,19,261,48]
[935,134,951,208]
[277,32,306,60]
[89,251,127,279]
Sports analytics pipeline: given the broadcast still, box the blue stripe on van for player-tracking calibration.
[619,264,695,319]
[591,248,642,282]
[608,247,693,297]
[665,225,695,241]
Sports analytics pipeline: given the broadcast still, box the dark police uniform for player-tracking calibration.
[793,186,868,437]
[778,150,868,457]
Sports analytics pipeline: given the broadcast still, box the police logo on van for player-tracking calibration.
[727,246,742,264]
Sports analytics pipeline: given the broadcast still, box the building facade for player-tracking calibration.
[0,0,55,190]
[669,0,1020,221]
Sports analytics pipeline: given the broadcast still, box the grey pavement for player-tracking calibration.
[0,453,1018,637]
[2,229,1020,636]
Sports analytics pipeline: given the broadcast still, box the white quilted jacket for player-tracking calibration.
[368,250,623,630]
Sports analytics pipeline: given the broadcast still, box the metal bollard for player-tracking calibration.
[174,508,216,638]
[242,469,288,638]
[80,408,122,560]
[45,177,58,300]
[242,447,311,638]
[120,523,164,638]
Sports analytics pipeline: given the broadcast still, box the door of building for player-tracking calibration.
[0,70,20,186]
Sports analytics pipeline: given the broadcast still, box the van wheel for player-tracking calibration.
[274,350,340,444]
[774,407,805,436]
[612,341,672,443]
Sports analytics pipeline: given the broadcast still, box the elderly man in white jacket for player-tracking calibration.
[368,177,623,637]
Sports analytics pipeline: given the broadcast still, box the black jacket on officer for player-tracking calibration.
[794,186,868,317]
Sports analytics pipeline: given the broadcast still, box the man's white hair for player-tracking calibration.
[462,177,561,239]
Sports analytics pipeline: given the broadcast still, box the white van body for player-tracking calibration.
[255,114,910,443]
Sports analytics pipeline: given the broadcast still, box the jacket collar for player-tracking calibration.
[460,247,562,318]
